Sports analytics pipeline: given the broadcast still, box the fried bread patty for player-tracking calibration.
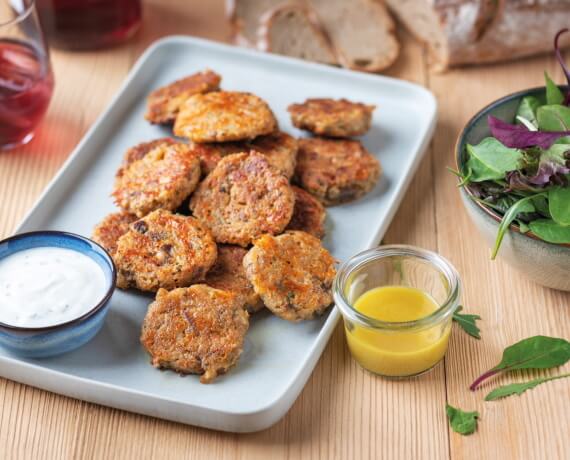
[294,138,381,206]
[190,152,295,246]
[92,211,138,256]
[288,98,375,137]
[205,245,264,314]
[173,91,277,142]
[113,142,201,217]
[286,186,326,239]
[243,231,336,321]
[145,70,221,124]
[114,209,217,292]
[140,285,249,383]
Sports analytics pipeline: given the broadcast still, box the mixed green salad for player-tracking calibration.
[456,29,570,258]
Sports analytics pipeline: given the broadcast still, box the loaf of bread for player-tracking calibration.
[385,0,570,69]
[258,3,339,65]
[227,0,400,72]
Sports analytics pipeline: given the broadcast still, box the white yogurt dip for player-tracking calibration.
[0,247,107,328]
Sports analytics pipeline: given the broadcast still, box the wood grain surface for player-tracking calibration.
[0,1,569,459]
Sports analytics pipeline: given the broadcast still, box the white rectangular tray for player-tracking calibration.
[0,37,436,432]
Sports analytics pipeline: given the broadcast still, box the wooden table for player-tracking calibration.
[1,1,569,458]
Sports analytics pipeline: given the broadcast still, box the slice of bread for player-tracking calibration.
[227,0,400,72]
[308,0,399,72]
[258,3,338,65]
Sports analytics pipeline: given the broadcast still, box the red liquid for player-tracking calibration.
[37,0,142,50]
[0,40,54,149]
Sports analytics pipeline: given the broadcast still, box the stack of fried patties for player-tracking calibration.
[91,70,380,383]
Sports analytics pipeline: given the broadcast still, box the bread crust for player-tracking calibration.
[190,152,295,246]
[243,231,336,322]
[140,285,249,384]
[385,0,570,70]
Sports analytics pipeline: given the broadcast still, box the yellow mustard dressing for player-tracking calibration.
[345,286,451,377]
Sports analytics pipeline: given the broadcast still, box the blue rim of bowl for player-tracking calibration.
[455,85,570,248]
[0,231,117,332]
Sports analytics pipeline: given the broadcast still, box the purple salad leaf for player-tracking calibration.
[554,28,570,106]
[488,116,570,149]
[507,144,570,188]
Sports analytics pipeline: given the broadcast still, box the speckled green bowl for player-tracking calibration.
[456,86,570,291]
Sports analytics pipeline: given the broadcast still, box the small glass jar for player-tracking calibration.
[333,245,461,378]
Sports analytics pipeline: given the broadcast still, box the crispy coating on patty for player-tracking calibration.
[243,231,336,321]
[288,98,375,137]
[286,186,326,239]
[140,285,249,383]
[114,209,217,292]
[205,245,264,314]
[120,138,177,170]
[145,70,221,125]
[248,132,298,179]
[190,132,297,179]
[190,152,295,247]
[113,142,201,218]
[173,91,278,142]
[92,211,138,256]
[294,138,381,206]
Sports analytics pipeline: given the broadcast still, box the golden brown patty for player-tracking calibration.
[243,231,336,321]
[92,211,138,256]
[189,142,247,177]
[286,186,326,239]
[145,70,221,124]
[190,152,295,247]
[205,245,264,314]
[140,285,249,384]
[173,91,278,142]
[114,209,217,292]
[248,132,298,179]
[288,98,375,137]
[294,138,381,206]
[190,132,297,179]
[113,142,201,218]
[120,138,177,171]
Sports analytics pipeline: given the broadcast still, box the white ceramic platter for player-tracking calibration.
[0,37,437,432]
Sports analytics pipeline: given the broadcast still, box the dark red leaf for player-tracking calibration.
[488,116,570,149]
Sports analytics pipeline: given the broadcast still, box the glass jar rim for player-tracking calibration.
[333,245,461,331]
[0,0,35,28]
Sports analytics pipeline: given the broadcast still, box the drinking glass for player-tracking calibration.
[36,0,142,50]
[0,0,54,150]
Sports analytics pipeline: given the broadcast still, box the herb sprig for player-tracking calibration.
[485,373,570,401]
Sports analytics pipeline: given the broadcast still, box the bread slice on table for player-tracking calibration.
[385,0,570,70]
[227,0,400,72]
[308,0,399,72]
[258,3,338,65]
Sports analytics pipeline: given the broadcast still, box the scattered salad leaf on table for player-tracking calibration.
[485,373,570,401]
[453,306,481,339]
[446,404,479,435]
[470,336,570,391]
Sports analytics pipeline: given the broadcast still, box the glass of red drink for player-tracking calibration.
[0,0,54,150]
[37,0,142,50]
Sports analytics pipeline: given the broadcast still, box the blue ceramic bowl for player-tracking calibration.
[456,86,570,291]
[0,231,116,357]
